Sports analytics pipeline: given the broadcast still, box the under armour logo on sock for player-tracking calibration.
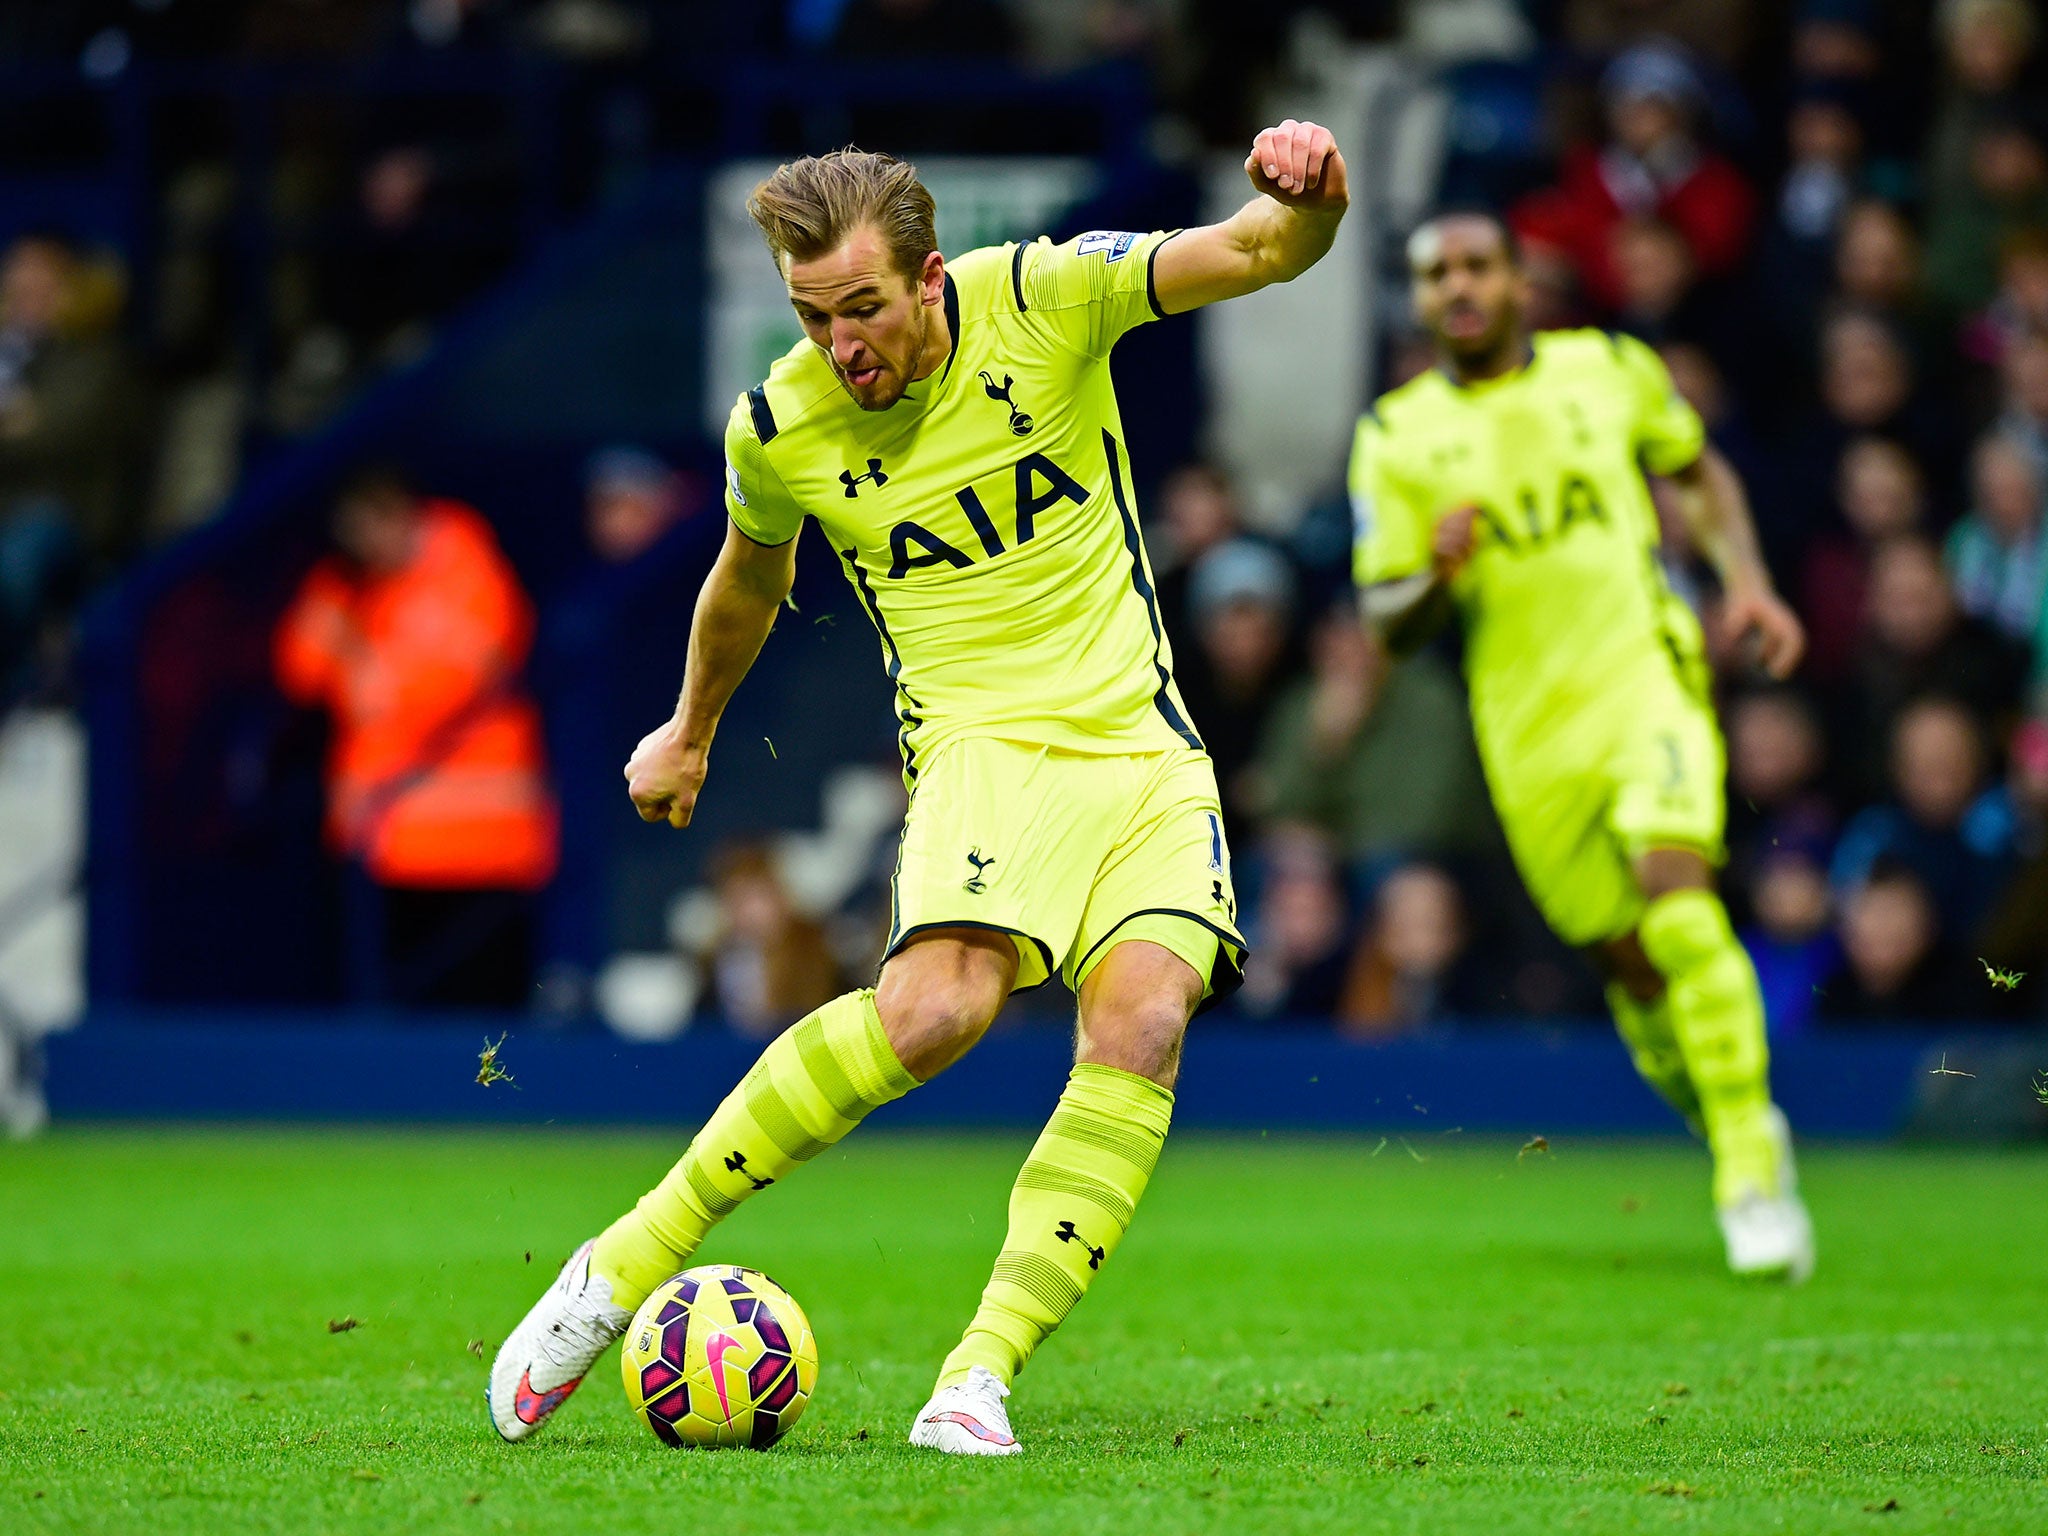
[1055,1219,1105,1270]
[724,1151,774,1190]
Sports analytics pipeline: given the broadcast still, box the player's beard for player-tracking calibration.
[1440,302,1522,378]
[848,305,930,412]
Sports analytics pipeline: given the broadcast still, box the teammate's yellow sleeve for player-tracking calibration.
[722,391,805,546]
[1612,332,1706,476]
[1348,410,1432,588]
[1013,229,1178,357]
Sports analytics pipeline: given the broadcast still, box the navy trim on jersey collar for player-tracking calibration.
[938,271,961,384]
[1437,338,1537,391]
[1010,242,1029,312]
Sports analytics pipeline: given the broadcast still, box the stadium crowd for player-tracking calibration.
[7,1,2048,1032]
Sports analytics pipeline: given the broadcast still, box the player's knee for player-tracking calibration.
[1076,942,1202,1087]
[1078,994,1189,1086]
[1635,846,1714,903]
[875,932,1015,1080]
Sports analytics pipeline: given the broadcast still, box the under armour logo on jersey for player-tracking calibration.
[840,459,888,497]
[1055,1220,1106,1270]
[724,1150,774,1190]
[978,371,1034,436]
[963,847,995,894]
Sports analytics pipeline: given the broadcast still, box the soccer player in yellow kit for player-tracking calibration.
[490,124,1349,1454]
[1351,211,1816,1280]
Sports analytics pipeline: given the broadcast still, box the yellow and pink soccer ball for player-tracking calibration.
[621,1264,818,1448]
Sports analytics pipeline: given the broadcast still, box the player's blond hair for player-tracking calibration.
[747,149,937,280]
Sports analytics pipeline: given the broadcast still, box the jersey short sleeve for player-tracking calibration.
[1613,332,1706,476]
[1348,410,1432,588]
[722,392,805,546]
[1013,229,1179,357]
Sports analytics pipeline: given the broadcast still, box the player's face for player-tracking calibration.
[784,228,946,411]
[1409,218,1524,362]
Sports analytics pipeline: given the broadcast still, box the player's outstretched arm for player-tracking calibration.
[625,523,798,829]
[1663,446,1804,679]
[1150,119,1348,315]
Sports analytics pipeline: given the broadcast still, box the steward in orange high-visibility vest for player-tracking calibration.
[274,475,558,895]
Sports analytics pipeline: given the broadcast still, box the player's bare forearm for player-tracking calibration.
[1665,446,1768,589]
[1152,119,1348,314]
[626,523,796,827]
[1361,573,1454,657]
[1663,447,1805,677]
[673,528,795,749]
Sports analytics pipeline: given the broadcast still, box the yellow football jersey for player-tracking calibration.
[1348,328,1709,759]
[723,230,1200,781]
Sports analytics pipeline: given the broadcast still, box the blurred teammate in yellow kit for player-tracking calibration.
[1350,209,1815,1281]
[489,122,1350,1454]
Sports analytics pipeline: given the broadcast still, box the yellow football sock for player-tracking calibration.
[936,1063,1172,1390]
[1636,889,1778,1206]
[590,989,918,1309]
[1604,981,1703,1133]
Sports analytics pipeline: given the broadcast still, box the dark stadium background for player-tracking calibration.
[1,0,2044,1142]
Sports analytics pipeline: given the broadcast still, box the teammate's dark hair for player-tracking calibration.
[748,148,938,282]
[1408,207,1521,266]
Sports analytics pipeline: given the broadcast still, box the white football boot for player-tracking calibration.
[488,1239,633,1442]
[1717,1105,1816,1284]
[907,1365,1024,1456]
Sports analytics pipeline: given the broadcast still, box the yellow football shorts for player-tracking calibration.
[884,737,1247,1003]
[1484,671,1727,949]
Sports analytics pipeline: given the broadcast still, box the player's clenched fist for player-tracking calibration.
[1245,119,1348,210]
[625,719,708,829]
[1431,505,1480,579]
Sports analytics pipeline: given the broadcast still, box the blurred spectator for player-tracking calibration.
[1778,83,1868,252]
[1236,829,1350,1019]
[1722,686,1837,924]
[1790,0,1886,84]
[1512,40,1755,313]
[1945,429,2047,642]
[1959,228,2048,370]
[1740,844,1839,1038]
[1831,695,2016,941]
[1820,861,1972,1020]
[700,842,843,1039]
[1252,607,1492,868]
[1834,200,1923,315]
[1977,716,2048,1002]
[274,467,557,1008]
[1151,462,1244,660]
[1337,862,1474,1037]
[1610,216,1703,343]
[1995,327,2048,467]
[0,234,146,690]
[1175,537,1296,837]
[1799,435,1927,678]
[1924,0,2042,216]
[1827,201,1948,394]
[584,445,694,564]
[1843,535,2028,788]
[1926,100,2048,314]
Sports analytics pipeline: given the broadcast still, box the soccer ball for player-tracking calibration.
[620,1264,819,1449]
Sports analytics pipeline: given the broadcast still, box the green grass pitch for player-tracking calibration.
[2,1126,2044,1534]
